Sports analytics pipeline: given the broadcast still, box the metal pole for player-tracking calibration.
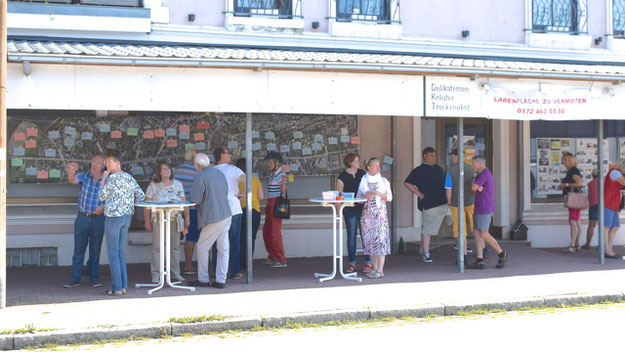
[245,113,253,283]
[598,120,605,264]
[457,118,465,273]
[0,0,8,309]
[518,121,524,221]
[391,116,398,253]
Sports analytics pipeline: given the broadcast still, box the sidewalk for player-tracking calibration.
[2,241,625,349]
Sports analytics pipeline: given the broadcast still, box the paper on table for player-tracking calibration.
[25,140,37,149]
[14,133,25,141]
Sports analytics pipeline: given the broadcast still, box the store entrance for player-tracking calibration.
[437,119,492,170]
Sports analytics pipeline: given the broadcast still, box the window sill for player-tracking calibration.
[225,14,304,33]
[329,20,402,39]
[527,32,592,50]
[608,37,625,52]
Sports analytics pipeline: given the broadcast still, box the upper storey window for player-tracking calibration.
[532,0,588,34]
[335,0,399,24]
[614,0,625,37]
[231,0,301,19]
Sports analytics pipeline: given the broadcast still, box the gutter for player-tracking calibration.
[8,54,625,82]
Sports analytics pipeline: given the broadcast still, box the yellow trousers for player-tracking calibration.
[449,205,474,238]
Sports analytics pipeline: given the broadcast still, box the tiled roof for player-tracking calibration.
[8,40,625,78]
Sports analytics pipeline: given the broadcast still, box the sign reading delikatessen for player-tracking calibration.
[425,77,483,117]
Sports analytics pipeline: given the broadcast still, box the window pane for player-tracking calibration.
[336,0,390,22]
[532,0,577,33]
[234,0,293,16]
[615,0,625,36]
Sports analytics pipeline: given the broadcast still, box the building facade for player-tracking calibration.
[5,0,625,267]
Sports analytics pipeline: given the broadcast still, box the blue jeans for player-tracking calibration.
[344,207,371,265]
[228,213,243,277]
[105,215,131,292]
[70,214,105,284]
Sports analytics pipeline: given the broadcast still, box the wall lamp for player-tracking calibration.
[595,37,603,45]
[462,30,470,38]
[479,82,490,91]
[22,61,31,76]
[604,87,616,97]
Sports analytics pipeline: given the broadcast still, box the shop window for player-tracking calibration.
[335,0,398,23]
[532,0,587,34]
[614,0,625,37]
[529,121,625,202]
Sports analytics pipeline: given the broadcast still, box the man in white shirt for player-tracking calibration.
[213,147,246,279]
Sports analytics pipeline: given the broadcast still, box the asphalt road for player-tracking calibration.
[37,303,625,351]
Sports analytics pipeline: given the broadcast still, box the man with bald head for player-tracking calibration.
[64,155,106,288]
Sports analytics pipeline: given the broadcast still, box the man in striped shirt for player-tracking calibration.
[63,155,106,288]
[174,148,200,274]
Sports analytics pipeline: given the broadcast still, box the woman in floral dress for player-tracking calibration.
[357,157,393,279]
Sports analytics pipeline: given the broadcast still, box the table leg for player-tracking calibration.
[163,208,195,292]
[137,209,165,291]
[315,203,337,282]
[337,203,361,282]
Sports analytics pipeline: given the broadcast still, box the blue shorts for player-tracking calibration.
[185,208,200,243]
[589,205,599,221]
[604,207,620,228]
[473,213,493,231]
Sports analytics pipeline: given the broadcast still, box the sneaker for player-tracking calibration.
[188,280,210,287]
[63,281,80,288]
[173,276,185,282]
[467,260,485,269]
[495,251,509,269]
[367,271,383,279]
[270,262,287,268]
[453,244,473,254]
[422,253,432,263]
[263,258,276,265]
[90,282,102,288]
[211,282,226,289]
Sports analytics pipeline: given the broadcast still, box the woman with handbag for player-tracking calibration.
[357,157,392,279]
[262,151,288,268]
[559,153,584,253]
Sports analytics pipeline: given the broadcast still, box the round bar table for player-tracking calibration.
[308,198,366,282]
[135,201,196,294]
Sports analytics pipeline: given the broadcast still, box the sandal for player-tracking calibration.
[363,264,373,273]
[574,245,581,252]
[367,271,383,279]
[345,265,356,273]
[563,246,576,253]
[605,253,619,259]
[105,290,123,296]
[581,244,591,249]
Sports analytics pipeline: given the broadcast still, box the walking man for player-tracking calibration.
[213,147,245,279]
[174,148,200,274]
[189,153,232,288]
[467,155,508,269]
[63,155,106,288]
[445,148,474,260]
[404,147,448,263]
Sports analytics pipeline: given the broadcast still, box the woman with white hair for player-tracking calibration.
[603,158,625,258]
[559,153,583,253]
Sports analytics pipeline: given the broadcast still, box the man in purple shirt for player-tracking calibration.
[467,156,508,269]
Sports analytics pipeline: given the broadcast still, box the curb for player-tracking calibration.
[2,291,624,350]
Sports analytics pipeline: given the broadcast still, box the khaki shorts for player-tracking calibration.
[422,204,448,236]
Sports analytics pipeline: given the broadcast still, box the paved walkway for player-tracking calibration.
[3,241,625,335]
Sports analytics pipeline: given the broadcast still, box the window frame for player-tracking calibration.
[531,0,588,35]
[330,0,400,25]
[226,0,302,19]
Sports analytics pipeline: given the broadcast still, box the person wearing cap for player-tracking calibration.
[404,147,448,263]
[581,168,600,249]
[263,151,288,268]
[445,148,474,262]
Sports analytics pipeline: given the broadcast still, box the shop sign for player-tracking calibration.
[484,91,593,120]
[425,77,483,117]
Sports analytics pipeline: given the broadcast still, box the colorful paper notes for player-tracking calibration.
[99,124,111,133]
[288,174,295,183]
[228,141,238,149]
[155,129,166,138]
[64,138,75,147]
[14,133,25,141]
[350,136,360,144]
[37,170,49,179]
[328,137,338,145]
[341,127,348,135]
[179,132,190,140]
[290,164,300,172]
[340,135,350,143]
[166,128,177,136]
[179,125,190,133]
[302,147,312,156]
[185,143,195,151]
[167,139,178,148]
[252,130,260,139]
[64,127,76,136]
[252,143,262,151]
[265,132,275,140]
[111,131,122,139]
[81,132,93,140]
[48,131,60,139]
[27,128,38,137]
[126,128,139,136]
[292,142,302,150]
[143,130,155,139]
[293,131,303,139]
[11,158,23,167]
[266,143,276,151]
[44,148,56,157]
[312,143,322,151]
[13,147,25,156]
[195,142,206,150]
[197,122,210,130]
[132,167,144,175]
[280,145,290,153]
[49,169,61,178]
[193,133,204,141]
[25,140,37,149]
[26,167,37,176]
[383,156,394,165]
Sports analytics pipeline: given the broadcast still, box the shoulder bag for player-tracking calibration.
[563,187,588,210]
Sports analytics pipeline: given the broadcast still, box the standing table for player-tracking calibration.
[308,198,366,282]
[135,201,196,294]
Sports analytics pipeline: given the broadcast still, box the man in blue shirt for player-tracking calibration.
[63,155,106,288]
[174,148,200,274]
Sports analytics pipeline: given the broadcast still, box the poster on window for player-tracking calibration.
[576,139,609,183]
[536,138,574,195]
[619,138,625,159]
